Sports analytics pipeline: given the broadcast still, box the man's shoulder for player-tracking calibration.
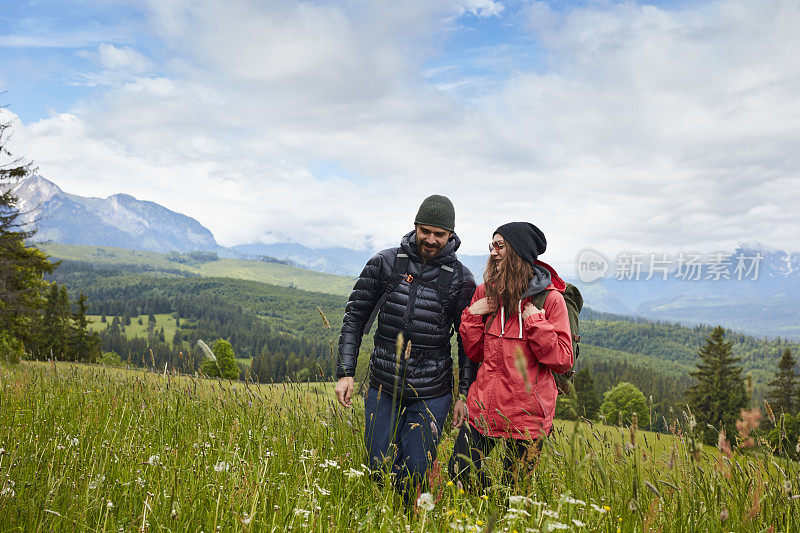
[451,258,476,286]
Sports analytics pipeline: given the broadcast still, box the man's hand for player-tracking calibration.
[468,297,496,316]
[452,398,467,428]
[522,302,544,321]
[335,377,355,408]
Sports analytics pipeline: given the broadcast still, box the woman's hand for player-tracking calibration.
[468,297,496,316]
[522,302,544,320]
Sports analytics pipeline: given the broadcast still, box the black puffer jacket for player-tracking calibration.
[337,231,477,399]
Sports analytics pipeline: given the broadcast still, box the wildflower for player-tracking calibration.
[315,485,331,496]
[446,480,454,486]
[417,492,435,511]
[70,437,79,447]
[107,500,114,509]
[547,523,570,531]
[542,510,560,519]
[1,481,16,498]
[214,461,230,472]
[241,513,252,525]
[480,494,489,500]
[344,468,364,479]
[508,495,533,506]
[0,448,4,455]
[136,476,145,488]
[561,495,586,506]
[148,455,160,466]
[572,519,586,527]
[476,519,484,526]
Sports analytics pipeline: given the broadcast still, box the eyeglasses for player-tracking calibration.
[489,242,506,254]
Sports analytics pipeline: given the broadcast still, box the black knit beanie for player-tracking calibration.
[493,222,546,266]
[415,194,455,232]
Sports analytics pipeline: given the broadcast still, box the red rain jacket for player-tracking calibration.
[460,260,573,440]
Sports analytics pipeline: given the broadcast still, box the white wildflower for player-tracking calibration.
[241,513,252,525]
[320,459,338,469]
[572,518,586,527]
[561,495,586,506]
[590,503,607,513]
[214,461,230,472]
[508,495,534,506]
[547,522,570,531]
[1,480,16,498]
[294,509,311,519]
[416,492,435,511]
[70,437,79,447]
[107,500,114,509]
[315,485,331,496]
[148,455,160,466]
[344,468,365,479]
[542,509,560,519]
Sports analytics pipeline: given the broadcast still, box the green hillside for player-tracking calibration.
[38,243,356,296]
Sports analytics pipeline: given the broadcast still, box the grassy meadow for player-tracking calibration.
[39,243,356,296]
[1,361,797,532]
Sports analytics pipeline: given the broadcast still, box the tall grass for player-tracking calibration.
[0,362,796,531]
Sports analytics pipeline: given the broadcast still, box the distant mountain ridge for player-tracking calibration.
[11,175,219,253]
[13,174,800,340]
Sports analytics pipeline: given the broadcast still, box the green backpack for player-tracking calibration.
[532,283,583,394]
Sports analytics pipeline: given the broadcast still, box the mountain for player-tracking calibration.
[11,175,219,253]
[231,243,373,277]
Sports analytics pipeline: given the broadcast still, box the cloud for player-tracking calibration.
[7,0,800,274]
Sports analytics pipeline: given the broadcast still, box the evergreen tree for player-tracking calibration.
[766,348,797,415]
[37,283,70,359]
[574,367,601,420]
[0,114,55,347]
[686,326,748,445]
[68,292,101,362]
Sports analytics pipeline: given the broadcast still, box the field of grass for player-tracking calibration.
[86,314,182,341]
[39,243,356,296]
[1,361,797,532]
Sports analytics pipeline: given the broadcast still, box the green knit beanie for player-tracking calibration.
[414,194,455,232]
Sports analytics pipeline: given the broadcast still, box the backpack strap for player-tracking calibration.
[361,252,409,336]
[437,263,455,303]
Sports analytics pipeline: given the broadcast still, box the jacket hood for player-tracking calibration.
[520,263,552,300]
[401,230,461,265]
[534,260,567,292]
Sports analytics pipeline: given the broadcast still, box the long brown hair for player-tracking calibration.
[484,242,535,312]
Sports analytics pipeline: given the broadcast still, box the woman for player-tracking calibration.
[449,222,573,489]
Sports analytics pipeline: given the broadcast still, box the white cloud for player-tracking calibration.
[8,0,800,274]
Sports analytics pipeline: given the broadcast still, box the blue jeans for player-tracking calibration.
[364,386,451,496]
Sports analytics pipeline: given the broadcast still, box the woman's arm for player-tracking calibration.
[523,291,573,373]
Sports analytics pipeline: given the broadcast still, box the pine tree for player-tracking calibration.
[574,367,601,420]
[0,114,55,348]
[686,326,748,445]
[767,348,797,415]
[68,292,101,363]
[37,283,70,359]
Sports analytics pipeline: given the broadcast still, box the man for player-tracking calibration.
[335,194,476,500]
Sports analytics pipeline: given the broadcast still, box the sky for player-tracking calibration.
[1,0,799,273]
